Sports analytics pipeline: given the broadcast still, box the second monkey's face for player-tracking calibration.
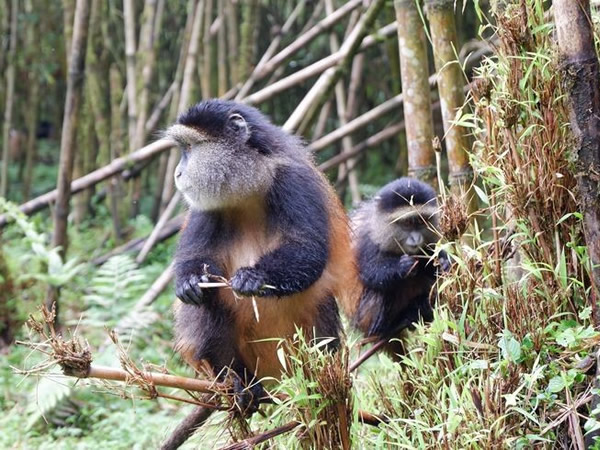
[167,114,275,211]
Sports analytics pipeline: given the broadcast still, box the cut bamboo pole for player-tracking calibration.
[284,0,386,133]
[395,0,436,184]
[0,139,174,228]
[82,364,224,394]
[136,192,181,264]
[307,76,430,152]
[244,23,398,106]
[0,0,17,198]
[235,0,308,100]
[254,0,363,83]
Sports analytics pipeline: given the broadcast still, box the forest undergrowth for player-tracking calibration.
[2,1,600,448]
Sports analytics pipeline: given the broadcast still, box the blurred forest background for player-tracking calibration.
[3,0,600,448]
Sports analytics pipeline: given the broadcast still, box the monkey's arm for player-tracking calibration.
[357,234,419,290]
[175,211,225,305]
[231,166,329,296]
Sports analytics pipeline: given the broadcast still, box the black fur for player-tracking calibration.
[177,99,304,156]
[173,100,339,414]
[230,165,329,296]
[353,178,445,349]
[377,177,437,212]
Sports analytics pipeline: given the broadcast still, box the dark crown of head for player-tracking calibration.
[376,177,437,211]
[177,99,282,154]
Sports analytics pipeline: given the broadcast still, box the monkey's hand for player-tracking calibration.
[396,254,420,278]
[233,378,266,417]
[230,267,273,297]
[175,273,209,306]
[438,250,452,273]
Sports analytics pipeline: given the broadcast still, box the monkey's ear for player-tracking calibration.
[228,113,250,139]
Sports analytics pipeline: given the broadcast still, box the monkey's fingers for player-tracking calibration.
[232,378,265,417]
[230,267,272,297]
[176,275,205,306]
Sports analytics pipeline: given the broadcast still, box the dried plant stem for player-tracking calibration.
[82,364,224,394]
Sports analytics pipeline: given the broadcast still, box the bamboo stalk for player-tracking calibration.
[22,0,39,201]
[0,139,174,228]
[145,81,176,133]
[284,0,386,133]
[317,121,407,172]
[160,0,204,216]
[324,0,361,205]
[109,64,127,240]
[201,0,213,98]
[244,22,398,106]
[0,0,17,198]
[134,0,161,150]
[235,0,308,100]
[47,0,91,318]
[123,0,138,148]
[426,0,475,205]
[152,0,196,219]
[216,0,227,96]
[254,0,363,83]
[395,0,436,184]
[238,0,260,82]
[553,1,600,446]
[224,0,239,85]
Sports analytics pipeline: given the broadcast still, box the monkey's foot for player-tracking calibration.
[232,378,266,417]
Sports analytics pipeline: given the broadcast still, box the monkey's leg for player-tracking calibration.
[160,403,215,450]
[313,295,343,352]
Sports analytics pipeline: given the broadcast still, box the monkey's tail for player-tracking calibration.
[160,404,215,450]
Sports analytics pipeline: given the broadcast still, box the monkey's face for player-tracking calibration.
[372,205,440,255]
[166,114,275,211]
